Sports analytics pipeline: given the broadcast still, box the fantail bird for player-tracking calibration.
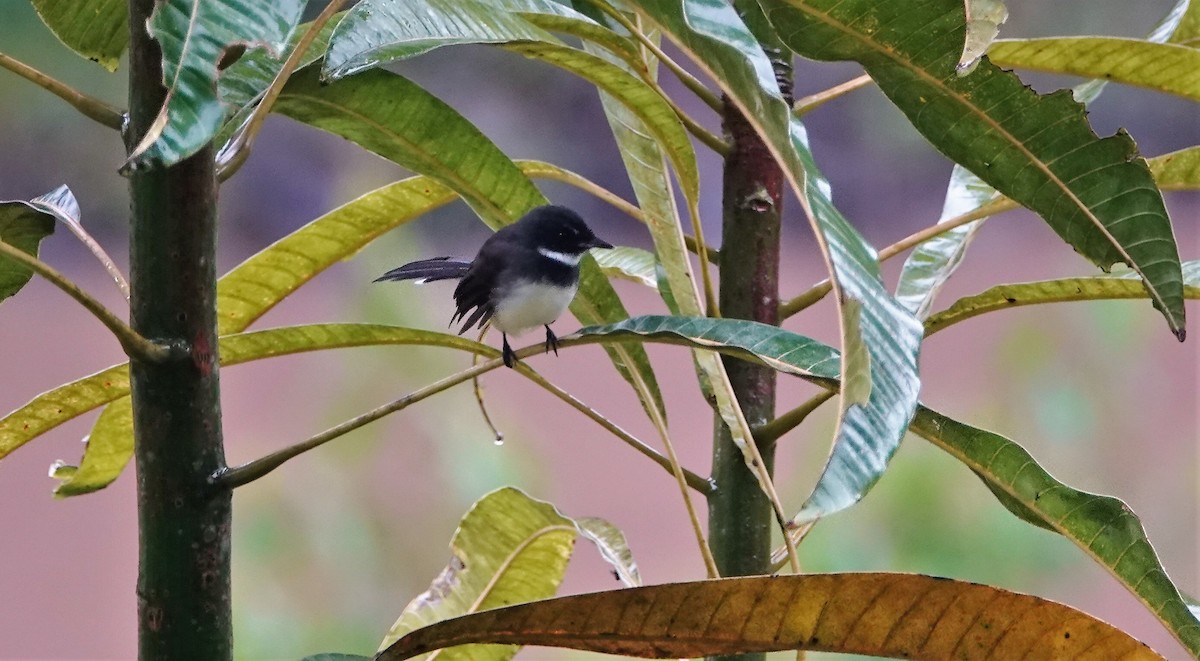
[375,205,613,368]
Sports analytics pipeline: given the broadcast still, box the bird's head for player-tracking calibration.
[518,205,613,257]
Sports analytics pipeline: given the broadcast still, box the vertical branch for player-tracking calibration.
[126,0,230,658]
[708,4,792,661]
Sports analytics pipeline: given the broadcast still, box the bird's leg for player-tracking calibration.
[544,325,559,356]
[502,333,516,368]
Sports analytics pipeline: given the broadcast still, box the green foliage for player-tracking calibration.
[0,0,1196,658]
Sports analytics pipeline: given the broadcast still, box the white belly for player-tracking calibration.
[493,281,577,335]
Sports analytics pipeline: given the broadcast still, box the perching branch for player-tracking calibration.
[0,53,125,130]
[216,0,347,181]
[754,390,836,446]
[778,196,1017,319]
[0,239,172,362]
[217,341,713,494]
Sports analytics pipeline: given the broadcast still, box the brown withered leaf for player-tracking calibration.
[378,573,1161,660]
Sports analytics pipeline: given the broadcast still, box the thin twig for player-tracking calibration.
[0,53,124,130]
[217,339,713,494]
[589,1,723,113]
[0,239,172,362]
[216,0,347,181]
[473,326,504,443]
[521,161,719,263]
[778,196,1017,319]
[793,74,873,115]
[755,389,837,446]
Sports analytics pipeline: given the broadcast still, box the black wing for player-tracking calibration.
[451,228,523,335]
[375,257,472,283]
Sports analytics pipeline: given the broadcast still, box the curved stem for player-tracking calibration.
[0,239,171,362]
[778,196,1016,319]
[216,0,347,181]
[793,74,873,115]
[589,1,723,113]
[60,221,131,301]
[0,53,124,130]
[663,95,730,156]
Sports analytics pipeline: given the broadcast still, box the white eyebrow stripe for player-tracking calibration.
[538,247,582,266]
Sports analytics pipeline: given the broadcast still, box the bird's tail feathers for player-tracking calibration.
[375,257,471,284]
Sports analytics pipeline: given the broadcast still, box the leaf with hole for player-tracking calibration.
[760,0,1186,339]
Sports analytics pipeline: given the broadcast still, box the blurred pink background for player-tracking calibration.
[1,0,1197,658]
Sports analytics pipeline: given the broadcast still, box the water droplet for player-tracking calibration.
[493,435,505,447]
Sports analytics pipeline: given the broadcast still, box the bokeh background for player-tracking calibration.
[1,0,1197,658]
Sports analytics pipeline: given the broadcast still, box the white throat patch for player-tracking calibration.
[538,247,582,266]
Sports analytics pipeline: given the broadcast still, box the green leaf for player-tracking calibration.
[1151,146,1200,190]
[30,0,127,71]
[1172,0,1200,45]
[760,0,1187,340]
[300,655,371,661]
[323,0,589,78]
[572,316,841,384]
[0,189,58,303]
[910,406,1200,657]
[123,0,306,170]
[592,247,657,288]
[924,261,1200,336]
[988,38,1200,103]
[377,573,1161,661]
[377,487,579,656]
[638,0,924,522]
[273,66,666,429]
[958,0,1008,74]
[896,0,1191,320]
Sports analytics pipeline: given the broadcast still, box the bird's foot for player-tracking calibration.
[502,334,516,368]
[544,326,559,356]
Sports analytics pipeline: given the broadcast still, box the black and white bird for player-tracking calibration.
[375,205,613,368]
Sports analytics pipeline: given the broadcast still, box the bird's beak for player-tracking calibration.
[588,237,614,250]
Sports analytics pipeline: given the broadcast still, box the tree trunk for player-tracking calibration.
[708,5,793,661]
[126,0,231,658]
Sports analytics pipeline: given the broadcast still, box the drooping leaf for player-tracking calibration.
[637,0,924,522]
[0,190,58,303]
[377,573,1162,660]
[592,247,657,288]
[323,0,590,79]
[988,38,1200,102]
[272,66,666,426]
[958,0,1008,74]
[377,487,579,656]
[50,397,131,497]
[894,169,1000,320]
[574,517,641,587]
[760,0,1187,340]
[30,0,127,71]
[911,407,1200,657]
[123,0,306,170]
[924,261,1200,336]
